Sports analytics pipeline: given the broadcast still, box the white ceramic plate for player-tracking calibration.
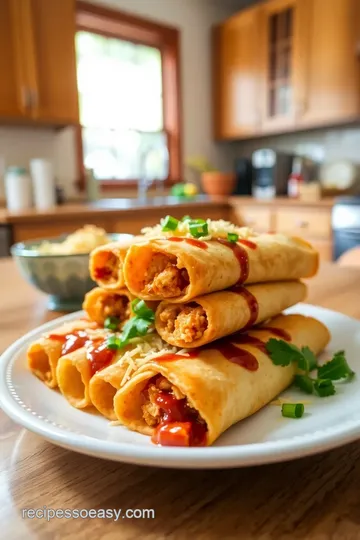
[1,303,360,469]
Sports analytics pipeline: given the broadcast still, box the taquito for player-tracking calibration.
[114,314,330,446]
[27,319,97,388]
[89,236,142,291]
[123,234,318,302]
[89,335,176,419]
[83,286,134,327]
[156,281,307,348]
[57,334,175,411]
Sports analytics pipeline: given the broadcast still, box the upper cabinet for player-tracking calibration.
[213,0,360,140]
[213,8,261,139]
[0,0,79,127]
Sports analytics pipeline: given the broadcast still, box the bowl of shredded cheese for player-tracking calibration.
[11,225,132,311]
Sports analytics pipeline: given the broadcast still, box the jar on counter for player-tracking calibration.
[5,166,33,211]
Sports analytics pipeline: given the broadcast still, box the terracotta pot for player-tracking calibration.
[201,172,236,197]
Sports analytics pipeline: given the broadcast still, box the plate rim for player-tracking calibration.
[1,304,360,469]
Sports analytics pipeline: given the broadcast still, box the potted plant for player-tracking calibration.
[186,156,236,196]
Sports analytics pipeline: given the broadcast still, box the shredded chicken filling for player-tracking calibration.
[159,304,208,343]
[142,253,189,298]
[142,375,204,429]
[102,294,130,322]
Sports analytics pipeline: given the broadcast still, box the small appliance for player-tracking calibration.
[252,149,294,198]
[233,157,253,196]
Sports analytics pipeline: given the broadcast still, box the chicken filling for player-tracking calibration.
[142,253,189,298]
[93,252,119,284]
[159,304,208,343]
[102,294,130,323]
[142,375,207,447]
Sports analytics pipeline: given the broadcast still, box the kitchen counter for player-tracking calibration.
[2,258,360,538]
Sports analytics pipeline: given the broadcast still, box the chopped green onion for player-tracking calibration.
[281,403,304,418]
[181,215,191,222]
[313,379,336,397]
[104,316,120,331]
[161,215,179,231]
[227,232,239,243]
[131,299,155,321]
[106,335,122,350]
[189,221,208,238]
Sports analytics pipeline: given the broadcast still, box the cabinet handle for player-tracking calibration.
[21,87,31,111]
[29,89,39,111]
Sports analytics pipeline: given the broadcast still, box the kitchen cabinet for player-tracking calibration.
[259,0,303,133]
[213,7,261,139]
[0,0,79,126]
[297,0,360,127]
[213,0,360,139]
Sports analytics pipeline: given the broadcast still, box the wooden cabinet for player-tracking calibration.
[213,8,261,139]
[230,205,273,232]
[297,0,360,127]
[0,0,79,126]
[213,0,360,139]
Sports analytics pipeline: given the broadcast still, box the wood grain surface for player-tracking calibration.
[1,258,360,539]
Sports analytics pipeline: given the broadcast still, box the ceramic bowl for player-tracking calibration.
[11,233,132,312]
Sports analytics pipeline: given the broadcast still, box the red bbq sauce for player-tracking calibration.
[168,237,208,250]
[150,390,207,447]
[260,327,291,341]
[48,330,91,356]
[238,239,257,250]
[157,350,198,362]
[229,285,259,328]
[215,238,249,284]
[87,340,116,376]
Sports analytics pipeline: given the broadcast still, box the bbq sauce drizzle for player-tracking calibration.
[49,331,115,375]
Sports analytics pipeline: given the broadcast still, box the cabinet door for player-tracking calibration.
[259,0,302,133]
[298,0,360,126]
[26,0,79,125]
[213,8,261,139]
[0,0,28,118]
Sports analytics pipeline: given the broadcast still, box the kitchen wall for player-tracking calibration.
[0,0,242,199]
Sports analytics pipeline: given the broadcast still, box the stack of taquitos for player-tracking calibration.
[112,225,328,446]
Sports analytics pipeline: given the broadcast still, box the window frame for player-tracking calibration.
[75,1,182,190]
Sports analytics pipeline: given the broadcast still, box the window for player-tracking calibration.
[76,2,181,188]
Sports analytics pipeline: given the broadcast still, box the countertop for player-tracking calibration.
[2,258,360,539]
[0,195,228,224]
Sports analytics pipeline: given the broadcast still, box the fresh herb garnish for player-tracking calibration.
[161,215,179,231]
[266,338,354,404]
[189,219,208,238]
[227,232,239,243]
[132,299,155,320]
[105,299,155,351]
[281,403,304,418]
[181,215,192,222]
[104,316,120,331]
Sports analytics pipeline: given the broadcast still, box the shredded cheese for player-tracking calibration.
[141,219,257,241]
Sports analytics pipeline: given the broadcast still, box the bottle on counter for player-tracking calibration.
[5,166,33,211]
[85,167,100,201]
[30,158,56,210]
[287,157,304,198]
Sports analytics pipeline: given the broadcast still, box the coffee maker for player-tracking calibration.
[252,149,294,198]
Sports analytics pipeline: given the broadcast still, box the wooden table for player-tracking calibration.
[2,258,360,539]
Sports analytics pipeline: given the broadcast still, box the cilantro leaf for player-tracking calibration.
[294,374,314,394]
[313,379,336,397]
[266,339,304,367]
[317,350,355,381]
[301,346,318,372]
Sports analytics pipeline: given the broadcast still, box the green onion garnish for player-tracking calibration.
[181,215,191,222]
[281,403,304,418]
[227,232,239,243]
[161,215,179,231]
[104,316,120,331]
[106,335,122,350]
[131,299,155,321]
[189,221,208,238]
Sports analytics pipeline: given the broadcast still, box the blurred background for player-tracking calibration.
[1,0,360,266]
